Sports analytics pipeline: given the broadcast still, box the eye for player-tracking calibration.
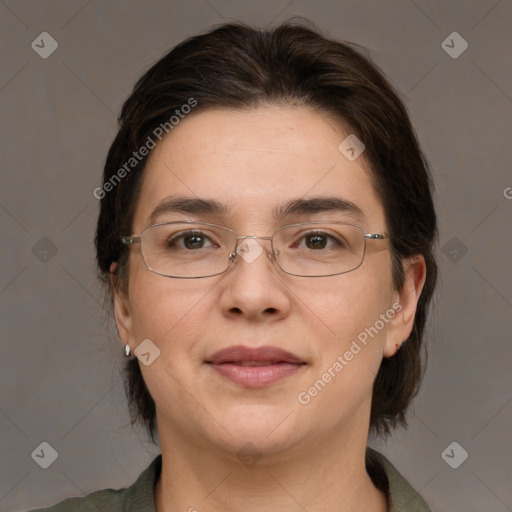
[296,231,344,250]
[167,231,217,250]
[304,233,329,249]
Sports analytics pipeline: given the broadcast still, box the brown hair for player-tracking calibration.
[95,21,437,439]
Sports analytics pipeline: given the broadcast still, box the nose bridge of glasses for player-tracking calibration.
[235,235,273,242]
[233,234,274,255]
[229,235,273,263]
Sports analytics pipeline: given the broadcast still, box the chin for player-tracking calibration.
[205,403,304,457]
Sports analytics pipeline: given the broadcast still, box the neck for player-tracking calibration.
[155,426,387,512]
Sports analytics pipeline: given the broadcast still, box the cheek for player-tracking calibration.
[129,277,213,400]
[292,259,394,343]
[298,284,395,419]
[128,268,211,346]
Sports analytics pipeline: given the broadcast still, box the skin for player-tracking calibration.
[113,105,426,512]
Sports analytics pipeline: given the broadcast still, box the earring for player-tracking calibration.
[396,341,406,352]
[124,344,131,357]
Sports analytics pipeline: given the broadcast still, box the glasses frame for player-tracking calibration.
[121,220,388,279]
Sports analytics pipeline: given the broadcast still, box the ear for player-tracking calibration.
[383,255,427,358]
[109,263,135,350]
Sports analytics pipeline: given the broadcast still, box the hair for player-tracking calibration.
[95,21,437,440]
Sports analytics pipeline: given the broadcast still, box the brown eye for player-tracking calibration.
[183,233,206,249]
[305,234,328,249]
[166,231,216,250]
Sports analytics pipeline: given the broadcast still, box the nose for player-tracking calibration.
[219,237,291,322]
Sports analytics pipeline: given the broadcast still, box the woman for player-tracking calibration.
[34,21,436,512]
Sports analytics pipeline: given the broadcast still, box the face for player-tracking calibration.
[114,105,421,460]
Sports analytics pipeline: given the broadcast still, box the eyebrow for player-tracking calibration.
[148,195,366,224]
[148,197,229,224]
[275,196,366,222]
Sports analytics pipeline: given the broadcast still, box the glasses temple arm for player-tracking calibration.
[121,236,142,245]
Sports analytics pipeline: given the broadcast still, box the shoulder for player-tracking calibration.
[28,455,161,512]
[367,448,432,512]
[27,489,128,512]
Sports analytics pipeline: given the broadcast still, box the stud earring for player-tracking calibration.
[124,344,131,357]
[396,341,407,353]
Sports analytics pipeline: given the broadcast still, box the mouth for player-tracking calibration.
[228,360,285,367]
[205,345,306,387]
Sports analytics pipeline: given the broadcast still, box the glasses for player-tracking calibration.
[121,221,388,278]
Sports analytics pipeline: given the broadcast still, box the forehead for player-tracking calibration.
[133,106,386,230]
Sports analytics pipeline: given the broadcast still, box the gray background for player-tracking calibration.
[1,1,511,511]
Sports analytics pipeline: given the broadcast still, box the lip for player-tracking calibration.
[205,345,306,387]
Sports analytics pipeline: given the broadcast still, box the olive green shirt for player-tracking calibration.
[30,450,431,511]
